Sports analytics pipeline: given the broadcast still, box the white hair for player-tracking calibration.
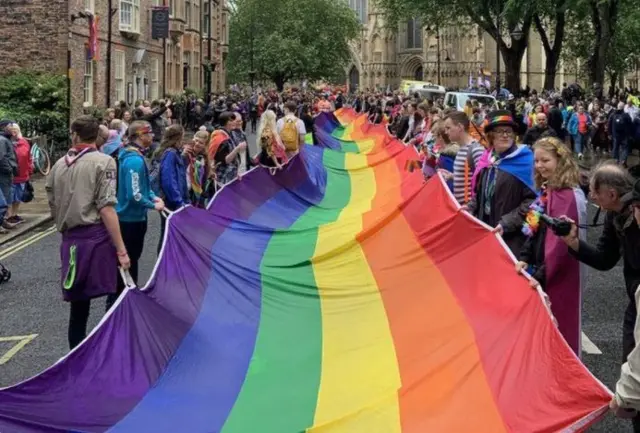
[9,123,22,139]
[257,110,277,139]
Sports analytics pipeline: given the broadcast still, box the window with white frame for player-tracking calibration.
[84,50,94,105]
[114,50,126,102]
[120,0,140,33]
[84,0,95,13]
[193,2,200,30]
[166,41,173,93]
[203,1,210,37]
[151,58,159,99]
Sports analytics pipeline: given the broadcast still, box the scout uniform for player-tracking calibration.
[46,147,118,303]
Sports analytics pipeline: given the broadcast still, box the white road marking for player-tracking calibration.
[582,332,603,355]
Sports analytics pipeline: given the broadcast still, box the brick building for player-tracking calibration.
[0,0,228,118]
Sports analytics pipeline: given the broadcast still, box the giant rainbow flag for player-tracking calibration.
[0,109,612,432]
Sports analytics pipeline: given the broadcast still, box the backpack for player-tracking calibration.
[280,117,300,152]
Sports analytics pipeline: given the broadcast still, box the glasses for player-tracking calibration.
[493,129,514,137]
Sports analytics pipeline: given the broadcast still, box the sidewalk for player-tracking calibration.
[0,176,52,246]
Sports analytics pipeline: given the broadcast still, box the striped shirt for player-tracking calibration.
[453,141,484,204]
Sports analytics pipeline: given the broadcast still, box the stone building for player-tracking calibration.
[0,0,228,118]
[345,1,580,92]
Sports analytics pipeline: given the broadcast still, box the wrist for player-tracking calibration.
[117,249,128,257]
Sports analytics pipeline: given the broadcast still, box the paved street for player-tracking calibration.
[0,142,634,431]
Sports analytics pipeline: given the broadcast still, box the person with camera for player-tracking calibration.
[515,137,586,356]
[604,178,640,424]
[559,161,640,427]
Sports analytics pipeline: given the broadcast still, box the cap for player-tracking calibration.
[0,120,15,129]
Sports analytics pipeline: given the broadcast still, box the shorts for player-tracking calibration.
[11,183,25,203]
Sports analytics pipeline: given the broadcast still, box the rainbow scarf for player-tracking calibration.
[190,155,206,199]
[0,109,610,433]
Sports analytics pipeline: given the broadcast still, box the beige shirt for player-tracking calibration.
[616,284,640,409]
[45,150,117,232]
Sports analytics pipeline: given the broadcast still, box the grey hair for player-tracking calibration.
[591,160,633,197]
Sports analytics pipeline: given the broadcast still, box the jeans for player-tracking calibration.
[613,137,629,164]
[573,133,588,154]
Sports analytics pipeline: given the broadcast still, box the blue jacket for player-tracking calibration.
[160,148,189,210]
[567,112,592,136]
[116,146,156,222]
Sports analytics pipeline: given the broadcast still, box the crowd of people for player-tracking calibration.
[28,81,640,431]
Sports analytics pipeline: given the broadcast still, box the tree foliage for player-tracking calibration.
[0,71,69,143]
[227,0,361,90]
[376,0,537,92]
[563,0,640,87]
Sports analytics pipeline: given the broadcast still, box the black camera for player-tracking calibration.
[540,214,573,237]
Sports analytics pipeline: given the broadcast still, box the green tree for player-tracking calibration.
[532,0,571,90]
[227,0,361,91]
[377,0,536,93]
[562,0,640,89]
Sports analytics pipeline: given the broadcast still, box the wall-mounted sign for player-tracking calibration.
[152,6,170,39]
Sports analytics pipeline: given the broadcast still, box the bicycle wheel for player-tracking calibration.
[35,146,51,176]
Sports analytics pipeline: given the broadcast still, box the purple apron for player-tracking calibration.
[60,223,117,302]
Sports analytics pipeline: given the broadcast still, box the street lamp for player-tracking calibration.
[248,70,257,89]
[426,25,451,86]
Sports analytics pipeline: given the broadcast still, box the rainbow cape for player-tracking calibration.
[0,109,611,432]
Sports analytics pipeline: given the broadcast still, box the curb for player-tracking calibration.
[0,215,54,247]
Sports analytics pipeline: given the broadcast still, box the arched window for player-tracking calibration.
[407,17,422,49]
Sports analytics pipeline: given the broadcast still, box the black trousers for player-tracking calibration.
[68,220,148,350]
[158,213,167,256]
[68,300,91,349]
[106,220,147,311]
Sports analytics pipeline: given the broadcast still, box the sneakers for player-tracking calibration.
[6,215,24,224]
[2,220,16,230]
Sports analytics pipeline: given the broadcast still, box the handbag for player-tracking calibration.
[22,181,34,203]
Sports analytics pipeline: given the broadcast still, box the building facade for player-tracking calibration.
[165,0,229,95]
[0,0,228,118]
[345,2,580,92]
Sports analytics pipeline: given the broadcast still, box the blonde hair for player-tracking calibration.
[430,121,450,144]
[9,123,22,139]
[533,137,580,190]
[257,110,277,139]
[109,118,122,131]
[194,130,209,142]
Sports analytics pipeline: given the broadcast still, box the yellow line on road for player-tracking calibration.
[0,334,38,365]
[0,226,56,260]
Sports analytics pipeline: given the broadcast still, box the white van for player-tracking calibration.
[445,92,498,111]
[409,84,446,102]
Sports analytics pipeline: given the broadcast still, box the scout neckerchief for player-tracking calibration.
[64,144,97,167]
